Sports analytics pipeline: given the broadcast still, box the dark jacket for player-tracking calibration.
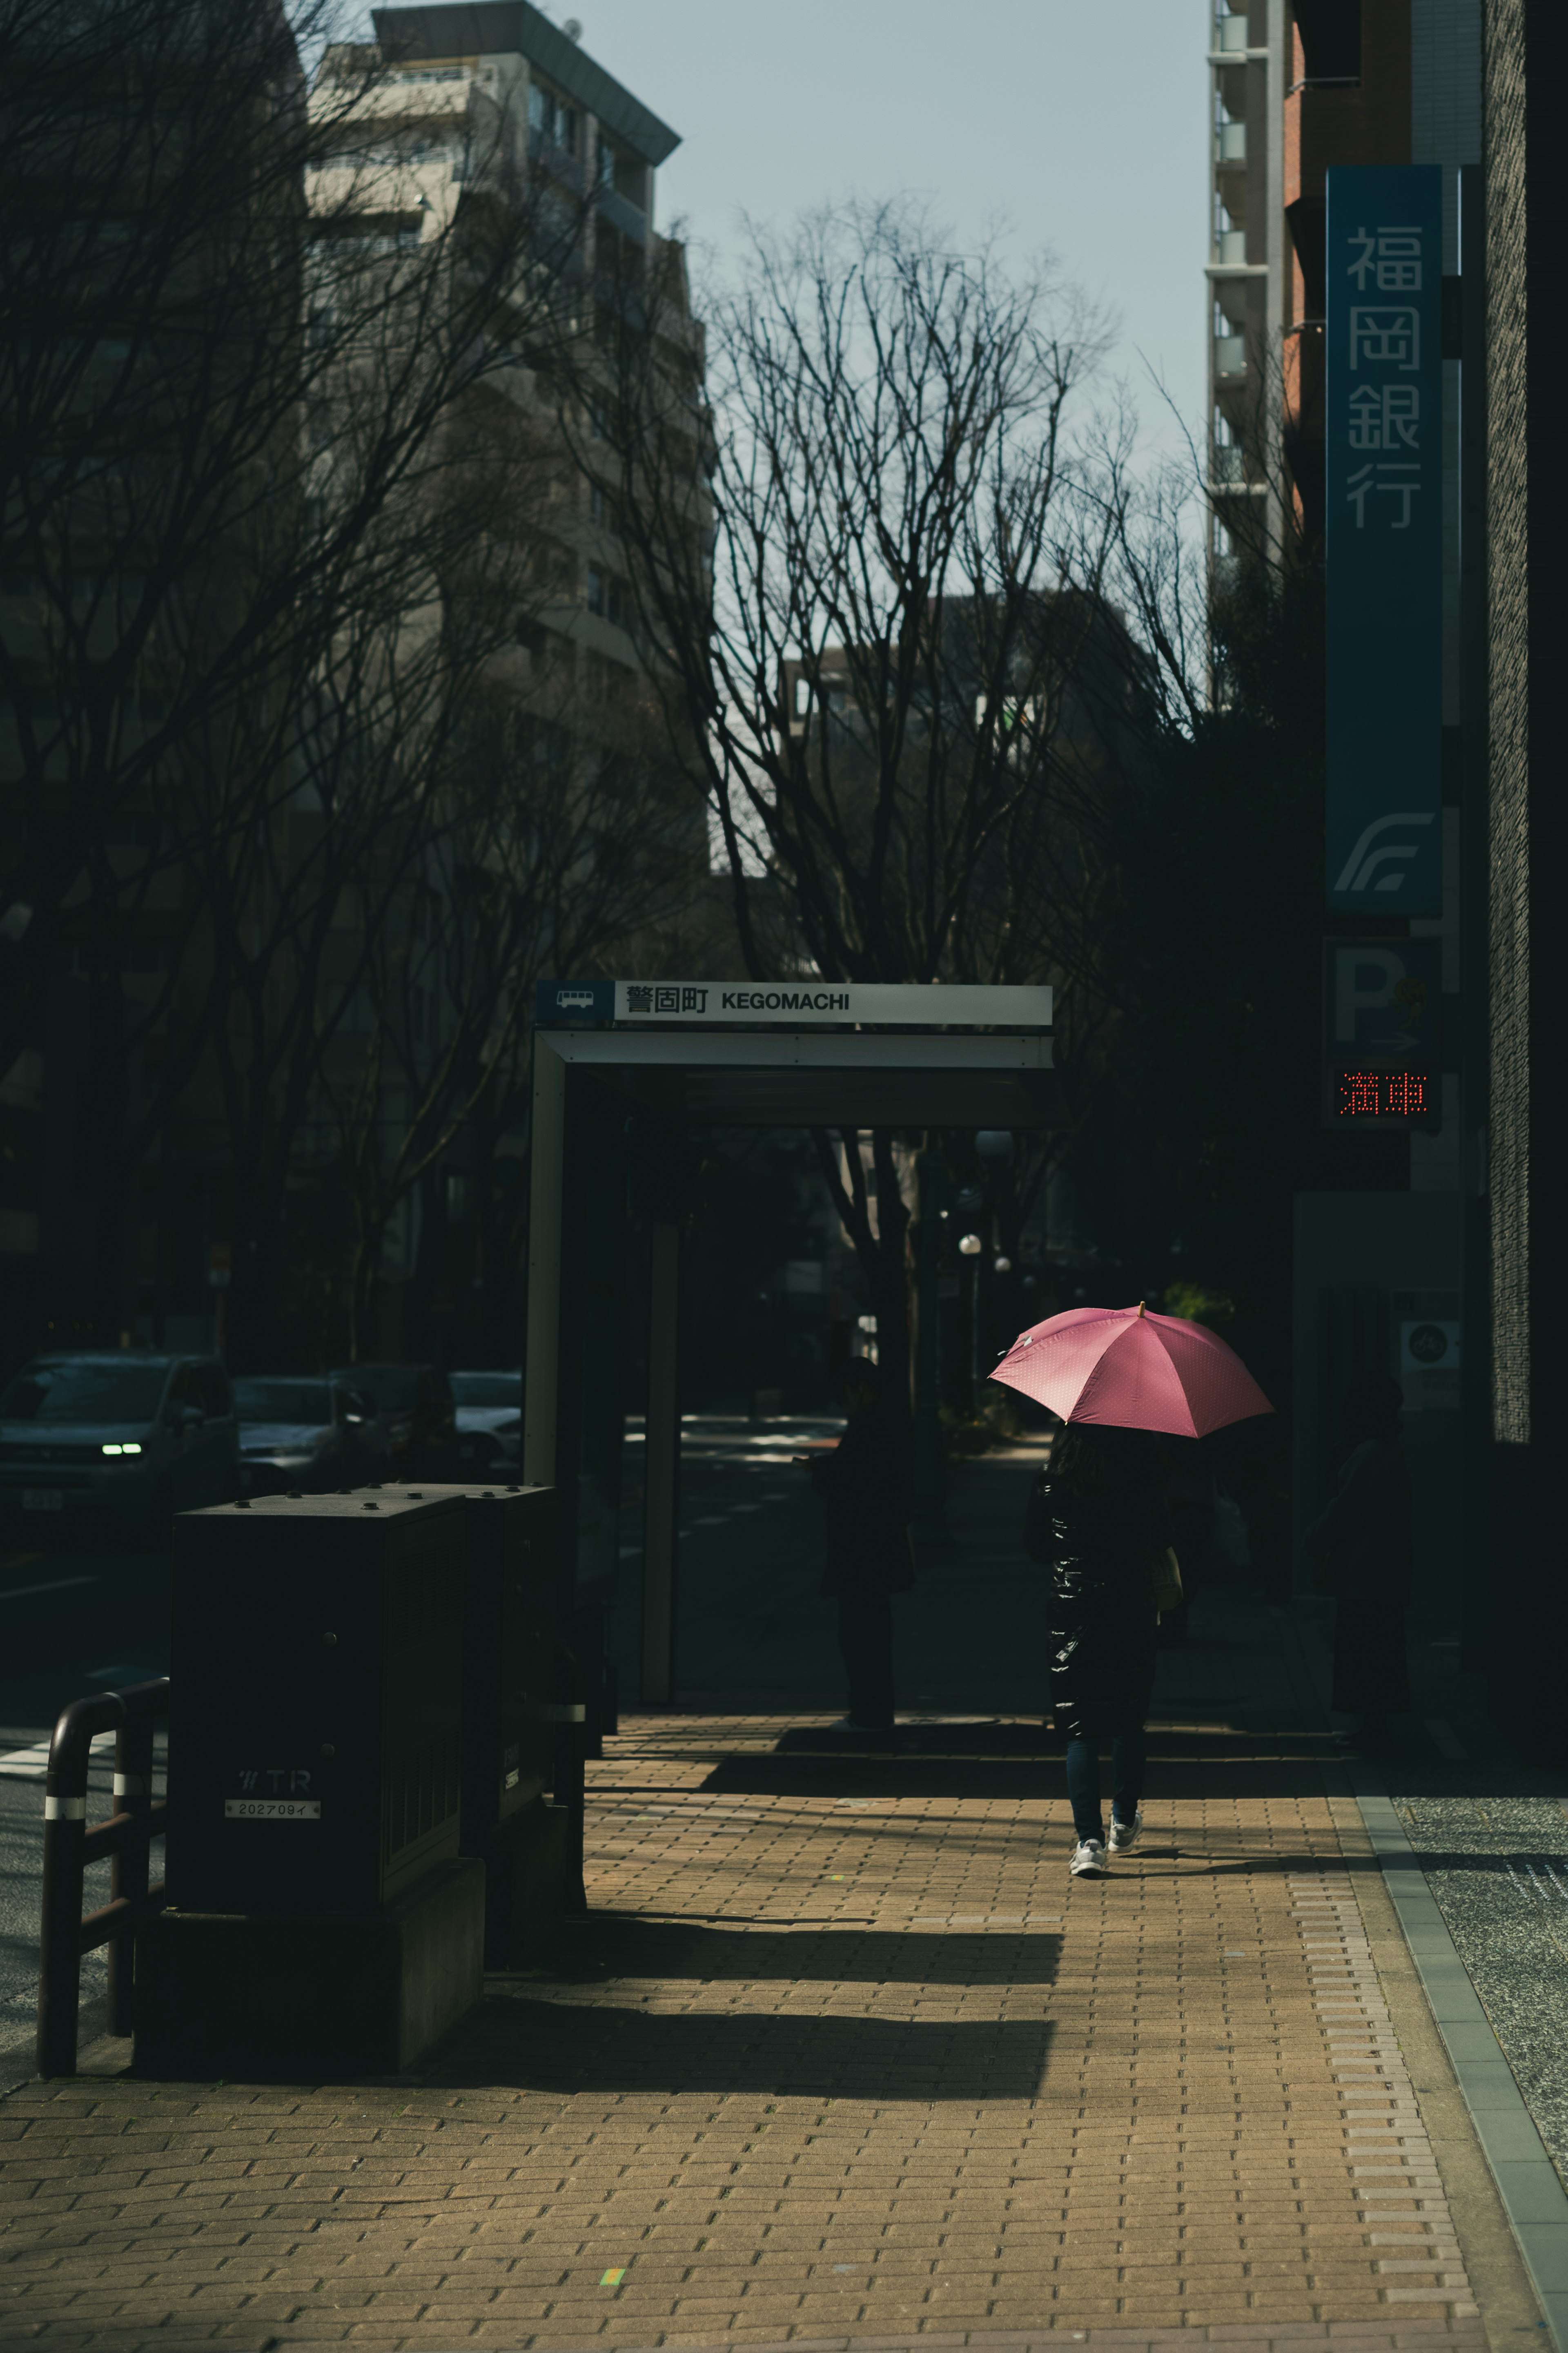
[810,1404,914,1597]
[1304,1439,1412,1606]
[1027,1469,1167,1739]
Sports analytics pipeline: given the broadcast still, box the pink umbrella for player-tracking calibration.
[991,1301,1274,1439]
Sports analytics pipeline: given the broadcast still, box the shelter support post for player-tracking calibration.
[524,1039,566,1489]
[641,1222,680,1705]
[911,1147,948,1535]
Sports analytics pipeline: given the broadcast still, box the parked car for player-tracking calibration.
[0,1353,237,1537]
[327,1362,456,1476]
[232,1376,389,1496]
[449,1371,523,1471]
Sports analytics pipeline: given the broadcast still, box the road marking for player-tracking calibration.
[0,1575,96,1604]
[0,1730,114,1781]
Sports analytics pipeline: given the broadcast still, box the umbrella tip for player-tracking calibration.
[1137,1298,1146,1317]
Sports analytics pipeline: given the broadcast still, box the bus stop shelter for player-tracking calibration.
[521,982,1059,1716]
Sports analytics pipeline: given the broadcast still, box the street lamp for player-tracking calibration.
[957,1233,983,1411]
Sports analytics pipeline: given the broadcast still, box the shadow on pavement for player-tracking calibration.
[502,1917,1067,1985]
[697,1729,1352,1805]
[435,1990,1057,2101]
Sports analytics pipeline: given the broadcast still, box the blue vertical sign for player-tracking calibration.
[1325,167,1443,915]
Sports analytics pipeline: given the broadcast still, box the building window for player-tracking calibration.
[1294,0,1361,83]
[528,79,578,153]
[586,564,605,616]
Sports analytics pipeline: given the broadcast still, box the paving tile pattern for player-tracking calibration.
[0,1614,1490,2351]
[0,1572,1504,2353]
[1387,1788,1568,2196]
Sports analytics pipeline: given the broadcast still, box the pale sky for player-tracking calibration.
[552,0,1211,466]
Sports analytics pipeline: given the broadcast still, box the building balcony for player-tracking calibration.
[595,182,648,245]
[1213,227,1247,265]
[1214,333,1247,377]
[1210,445,1246,485]
[1214,120,1247,164]
[1213,13,1250,53]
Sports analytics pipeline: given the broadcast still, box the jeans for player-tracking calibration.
[1065,1730,1146,1843]
[836,1589,895,1728]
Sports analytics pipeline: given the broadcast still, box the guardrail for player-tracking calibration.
[38,1678,169,2078]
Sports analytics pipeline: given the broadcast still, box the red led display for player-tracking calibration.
[1335,1068,1429,1120]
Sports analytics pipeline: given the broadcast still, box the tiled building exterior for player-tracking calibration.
[1482,0,1568,1753]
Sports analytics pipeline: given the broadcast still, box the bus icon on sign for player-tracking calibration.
[554,986,597,1011]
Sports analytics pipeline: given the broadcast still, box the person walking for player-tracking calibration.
[796,1358,913,1732]
[1305,1372,1412,1755]
[1027,1419,1173,1878]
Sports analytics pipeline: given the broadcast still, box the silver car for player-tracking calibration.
[232,1376,389,1495]
[0,1353,238,1537]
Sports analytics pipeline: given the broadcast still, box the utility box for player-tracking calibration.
[167,1490,466,1916]
[402,1481,563,1965]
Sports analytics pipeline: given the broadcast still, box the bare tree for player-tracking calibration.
[1,0,602,1343]
[319,670,702,1359]
[564,199,1124,1405]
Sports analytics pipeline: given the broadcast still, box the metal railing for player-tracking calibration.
[38,1678,169,2078]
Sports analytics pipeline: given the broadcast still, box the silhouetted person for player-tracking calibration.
[1305,1372,1412,1756]
[796,1359,913,1731]
[1027,1420,1172,1876]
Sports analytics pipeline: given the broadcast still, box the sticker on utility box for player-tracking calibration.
[226,1770,320,1820]
[225,1798,321,1820]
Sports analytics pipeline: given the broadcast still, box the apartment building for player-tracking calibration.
[350,0,685,688]
[292,3,706,1365]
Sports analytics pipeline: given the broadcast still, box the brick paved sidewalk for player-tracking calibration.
[0,1593,1529,2351]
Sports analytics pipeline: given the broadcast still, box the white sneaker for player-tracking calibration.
[1109,1810,1143,1853]
[1070,1838,1107,1878]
